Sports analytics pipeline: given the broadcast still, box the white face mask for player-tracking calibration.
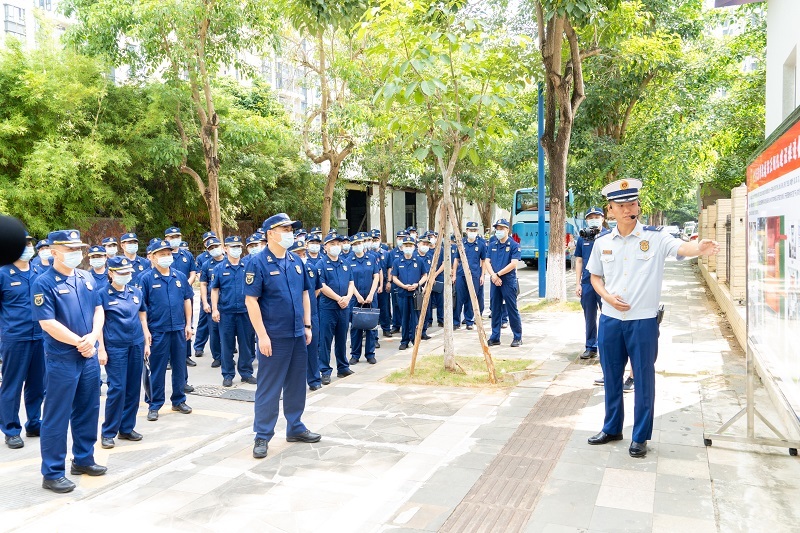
[308,244,321,254]
[586,219,603,228]
[89,257,106,269]
[247,246,260,255]
[396,240,403,248]
[342,244,351,253]
[209,247,224,258]
[418,245,430,255]
[328,245,342,257]
[467,231,477,242]
[105,245,118,257]
[20,245,35,262]
[60,250,83,269]
[114,273,132,286]
[430,237,437,246]
[168,238,181,248]
[410,233,417,240]
[157,255,174,269]
[228,247,242,258]
[278,232,295,249]
[352,244,364,255]
[403,247,414,257]
[39,249,52,261]
[124,243,138,255]
[495,229,508,240]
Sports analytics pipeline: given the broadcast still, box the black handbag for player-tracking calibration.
[142,359,151,402]
[431,280,444,294]
[414,288,425,311]
[351,304,380,330]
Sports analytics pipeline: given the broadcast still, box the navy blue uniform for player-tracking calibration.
[139,268,193,411]
[349,253,379,361]
[376,248,392,334]
[32,268,101,480]
[122,254,148,287]
[0,264,45,439]
[89,268,109,291]
[199,257,225,362]
[193,251,212,355]
[97,284,146,438]
[244,248,312,442]
[211,259,255,381]
[420,247,445,332]
[486,237,522,343]
[574,234,604,352]
[304,260,322,388]
[318,256,353,376]
[392,254,429,345]
[454,237,486,326]
[389,246,403,330]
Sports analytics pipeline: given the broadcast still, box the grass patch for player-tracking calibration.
[520,299,582,313]
[385,355,535,388]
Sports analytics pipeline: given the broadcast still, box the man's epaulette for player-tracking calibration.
[643,225,663,232]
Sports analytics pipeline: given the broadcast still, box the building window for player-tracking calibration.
[38,0,51,10]
[276,60,283,89]
[261,59,272,85]
[4,4,26,36]
[405,192,417,229]
[783,47,797,122]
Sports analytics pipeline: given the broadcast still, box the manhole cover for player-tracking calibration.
[189,385,256,402]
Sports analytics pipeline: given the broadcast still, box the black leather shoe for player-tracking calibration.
[580,349,598,360]
[421,334,431,340]
[453,324,461,330]
[382,331,393,338]
[321,374,331,385]
[287,430,321,443]
[366,357,376,364]
[222,378,233,387]
[338,368,355,378]
[43,476,76,493]
[629,441,647,457]
[101,437,115,449]
[147,410,158,421]
[349,356,359,365]
[118,430,142,441]
[466,325,473,330]
[70,461,108,476]
[186,357,197,367]
[399,343,408,350]
[25,429,40,437]
[309,384,322,391]
[390,327,400,334]
[211,360,221,368]
[375,341,381,349]
[487,339,501,346]
[241,376,257,385]
[194,350,204,358]
[5,435,23,449]
[588,431,624,445]
[253,438,268,459]
[172,403,192,414]
[510,339,522,347]
[437,322,444,327]
[184,384,195,393]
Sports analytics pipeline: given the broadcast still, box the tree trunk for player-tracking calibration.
[439,153,457,371]
[428,193,441,230]
[545,142,568,301]
[321,160,340,234]
[200,123,223,239]
[379,175,388,241]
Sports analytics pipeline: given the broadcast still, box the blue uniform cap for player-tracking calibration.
[585,206,605,218]
[35,239,50,250]
[87,245,106,256]
[147,239,171,254]
[101,237,119,246]
[601,178,642,203]
[372,229,381,235]
[120,232,138,242]
[289,241,307,253]
[246,235,261,246]
[180,241,189,248]
[148,237,161,246]
[310,226,321,233]
[202,231,217,242]
[48,229,86,248]
[493,218,510,229]
[262,213,302,232]
[205,238,222,249]
[396,230,407,238]
[465,221,479,229]
[402,236,416,244]
[107,256,135,273]
[406,226,417,233]
[418,234,431,243]
[164,226,181,236]
[427,231,439,237]
[350,233,365,243]
[224,236,243,245]
[323,232,343,245]
[307,234,322,243]
[295,229,307,237]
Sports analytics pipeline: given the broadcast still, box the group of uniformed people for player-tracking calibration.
[0,212,527,493]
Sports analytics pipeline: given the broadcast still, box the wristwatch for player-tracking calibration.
[304,325,312,329]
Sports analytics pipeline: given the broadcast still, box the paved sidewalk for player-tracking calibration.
[2,261,800,532]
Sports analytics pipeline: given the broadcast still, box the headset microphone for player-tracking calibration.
[629,215,637,220]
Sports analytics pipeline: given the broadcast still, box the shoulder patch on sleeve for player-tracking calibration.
[34,294,44,306]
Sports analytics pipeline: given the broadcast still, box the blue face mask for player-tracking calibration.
[607,221,618,229]
[586,219,603,228]
[20,245,35,262]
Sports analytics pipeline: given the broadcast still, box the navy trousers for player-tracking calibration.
[102,343,143,438]
[148,330,187,410]
[319,307,351,375]
[378,290,392,333]
[391,287,402,329]
[0,339,45,437]
[454,274,483,326]
[350,301,377,360]
[424,291,444,331]
[253,336,308,442]
[398,293,419,344]
[598,316,659,443]
[580,282,602,351]
[40,355,100,479]
[193,307,209,353]
[307,312,321,388]
[489,277,522,342]
[220,312,255,380]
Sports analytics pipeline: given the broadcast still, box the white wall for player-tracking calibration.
[766,0,800,135]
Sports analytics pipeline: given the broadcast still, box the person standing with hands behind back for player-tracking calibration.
[586,179,719,458]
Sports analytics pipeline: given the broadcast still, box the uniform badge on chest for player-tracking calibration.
[295,265,302,274]
[176,280,182,288]
[506,246,510,252]
[640,240,649,252]
[183,257,187,262]
[246,273,255,285]
[475,246,478,252]
[133,296,139,304]
[343,266,348,271]
[86,282,93,291]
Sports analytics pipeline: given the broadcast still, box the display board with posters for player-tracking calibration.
[746,109,800,424]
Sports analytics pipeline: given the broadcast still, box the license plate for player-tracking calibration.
[534,251,539,258]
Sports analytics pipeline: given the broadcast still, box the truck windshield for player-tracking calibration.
[515,191,549,214]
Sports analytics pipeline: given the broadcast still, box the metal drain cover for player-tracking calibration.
[188,385,256,402]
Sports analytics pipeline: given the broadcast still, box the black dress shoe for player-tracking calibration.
[587,431,624,445]
[421,333,431,340]
[375,342,381,349]
[222,378,233,387]
[70,461,108,476]
[321,374,331,385]
[211,359,221,368]
[366,356,376,364]
[453,324,461,330]
[349,356,359,365]
[390,327,400,334]
[629,441,647,457]
[194,350,204,358]
[287,430,322,443]
[466,325,473,330]
[172,403,192,414]
[382,331,393,338]
[101,437,115,449]
[437,322,444,327]
[147,410,159,421]
[43,476,76,493]
[184,384,195,393]
[510,339,522,347]
[118,430,142,441]
[186,357,197,367]
[241,376,257,385]
[253,438,268,459]
[487,339,501,346]
[399,343,408,350]
[309,384,322,391]
[338,368,355,378]
[5,435,23,449]
[580,349,598,360]
[25,429,40,437]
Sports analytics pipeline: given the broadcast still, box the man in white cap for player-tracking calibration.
[586,178,719,458]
